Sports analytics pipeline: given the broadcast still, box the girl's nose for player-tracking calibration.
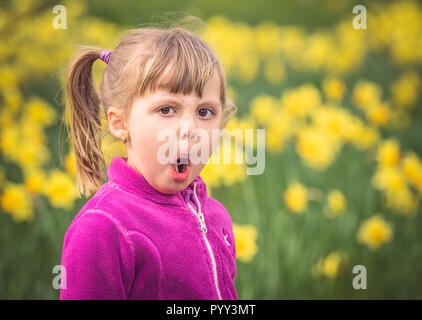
[179,118,199,142]
[182,127,198,141]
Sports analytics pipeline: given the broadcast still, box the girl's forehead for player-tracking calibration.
[151,62,221,91]
[146,88,197,99]
[146,89,219,105]
[150,71,221,99]
[135,62,223,107]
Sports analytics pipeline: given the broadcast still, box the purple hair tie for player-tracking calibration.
[99,50,112,64]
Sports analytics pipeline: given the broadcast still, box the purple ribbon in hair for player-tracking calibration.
[99,50,112,64]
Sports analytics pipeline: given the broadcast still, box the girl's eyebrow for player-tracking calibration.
[197,99,221,108]
[152,96,221,108]
[152,96,182,105]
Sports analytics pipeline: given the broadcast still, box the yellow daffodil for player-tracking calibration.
[353,81,382,110]
[390,71,420,108]
[1,183,34,222]
[24,169,46,194]
[402,153,422,192]
[356,215,393,250]
[325,189,347,217]
[22,97,57,127]
[373,166,407,193]
[376,139,401,167]
[366,103,391,127]
[250,95,279,126]
[312,251,348,279]
[42,170,78,210]
[385,187,419,216]
[296,126,340,170]
[322,77,346,101]
[284,182,308,214]
[233,223,258,263]
[281,84,321,118]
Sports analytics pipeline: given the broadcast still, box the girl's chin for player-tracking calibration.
[158,183,188,194]
[155,176,191,194]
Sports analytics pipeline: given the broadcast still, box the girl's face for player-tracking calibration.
[109,68,223,194]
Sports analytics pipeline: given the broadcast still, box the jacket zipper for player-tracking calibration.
[186,182,223,300]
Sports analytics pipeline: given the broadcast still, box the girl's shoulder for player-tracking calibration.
[68,181,127,232]
[204,194,234,227]
[68,180,153,239]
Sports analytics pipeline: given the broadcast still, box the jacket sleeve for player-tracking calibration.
[60,210,134,300]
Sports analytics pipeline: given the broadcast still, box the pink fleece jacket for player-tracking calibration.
[60,156,238,300]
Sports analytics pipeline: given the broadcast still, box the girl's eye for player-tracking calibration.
[158,106,176,115]
[197,108,214,119]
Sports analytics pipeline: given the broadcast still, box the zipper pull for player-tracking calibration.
[198,213,207,234]
[186,201,208,234]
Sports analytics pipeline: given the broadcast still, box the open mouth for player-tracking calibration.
[173,162,187,173]
[172,157,189,173]
[170,154,191,182]
[170,155,190,182]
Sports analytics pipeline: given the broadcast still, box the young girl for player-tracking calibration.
[60,26,239,300]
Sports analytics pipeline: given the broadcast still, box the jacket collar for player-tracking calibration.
[106,156,208,208]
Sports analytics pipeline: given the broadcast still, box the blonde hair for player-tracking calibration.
[62,22,238,198]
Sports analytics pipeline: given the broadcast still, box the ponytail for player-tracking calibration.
[64,46,107,198]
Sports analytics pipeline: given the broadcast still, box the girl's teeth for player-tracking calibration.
[173,157,189,173]
[173,163,186,173]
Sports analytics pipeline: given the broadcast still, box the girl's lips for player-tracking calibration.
[170,162,190,182]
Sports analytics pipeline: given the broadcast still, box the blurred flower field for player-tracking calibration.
[1,0,422,299]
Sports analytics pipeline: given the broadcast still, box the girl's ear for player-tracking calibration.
[107,106,129,140]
